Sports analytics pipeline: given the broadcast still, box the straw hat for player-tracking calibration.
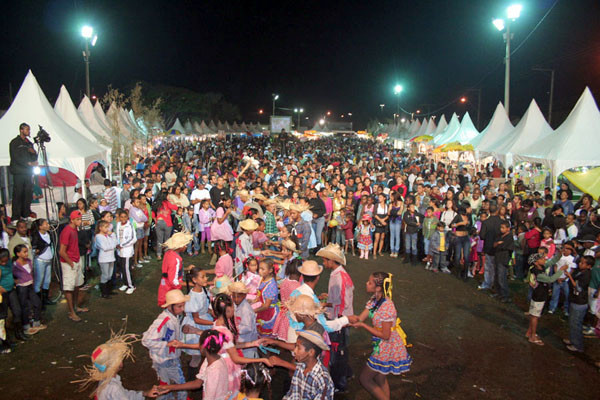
[289,203,311,213]
[253,193,267,201]
[316,243,346,265]
[286,294,323,317]
[237,190,250,199]
[281,239,299,253]
[211,275,233,295]
[162,289,191,308]
[264,198,277,207]
[297,330,330,351]
[162,231,193,250]
[298,260,323,276]
[73,330,138,396]
[239,219,259,231]
[277,199,293,210]
[227,281,249,294]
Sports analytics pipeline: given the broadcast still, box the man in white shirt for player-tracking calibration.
[549,245,577,314]
[71,183,84,205]
[190,181,211,217]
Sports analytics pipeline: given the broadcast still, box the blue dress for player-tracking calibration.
[182,288,213,355]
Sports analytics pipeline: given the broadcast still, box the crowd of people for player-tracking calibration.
[2,133,600,399]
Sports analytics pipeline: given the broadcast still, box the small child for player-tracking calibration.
[182,267,213,371]
[142,289,189,400]
[422,207,439,267]
[540,227,556,259]
[95,220,118,299]
[468,227,479,277]
[198,199,215,255]
[155,329,231,400]
[239,363,272,400]
[252,219,269,250]
[183,207,199,256]
[12,244,46,335]
[340,213,355,256]
[77,330,158,399]
[234,219,262,275]
[172,207,184,234]
[429,222,450,273]
[205,240,233,279]
[357,214,375,259]
[255,259,280,335]
[229,281,259,358]
[116,209,137,294]
[241,256,262,310]
[98,198,110,213]
[272,259,302,342]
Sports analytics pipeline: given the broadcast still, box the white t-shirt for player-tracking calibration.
[190,188,211,214]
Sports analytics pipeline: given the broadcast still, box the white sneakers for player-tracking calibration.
[119,285,128,291]
[125,287,136,295]
[136,263,143,268]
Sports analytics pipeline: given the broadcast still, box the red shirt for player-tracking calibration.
[524,228,541,249]
[60,224,80,263]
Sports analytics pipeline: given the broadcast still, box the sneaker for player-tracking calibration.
[477,285,488,291]
[441,267,451,274]
[141,259,150,263]
[125,287,136,295]
[566,344,583,353]
[548,309,555,314]
[467,271,474,278]
[136,263,143,268]
[119,285,128,291]
[432,268,439,273]
[583,327,595,335]
[425,261,432,270]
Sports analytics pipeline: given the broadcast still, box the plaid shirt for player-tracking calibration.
[283,361,335,400]
[264,211,278,236]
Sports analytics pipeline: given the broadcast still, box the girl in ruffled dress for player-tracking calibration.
[182,267,213,372]
[240,256,262,310]
[272,259,302,342]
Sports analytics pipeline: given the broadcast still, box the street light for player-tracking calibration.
[319,118,325,126]
[326,111,331,116]
[81,25,97,99]
[460,97,467,103]
[379,104,385,112]
[294,108,304,130]
[493,4,522,116]
[393,84,404,124]
[272,94,279,116]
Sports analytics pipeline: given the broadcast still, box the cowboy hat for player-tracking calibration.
[162,289,190,308]
[277,199,293,210]
[162,231,193,250]
[237,190,250,199]
[297,330,330,351]
[227,281,249,294]
[316,243,346,265]
[286,294,323,317]
[264,198,277,206]
[211,275,233,295]
[281,239,299,253]
[239,219,259,231]
[253,193,267,201]
[289,203,311,213]
[298,260,323,277]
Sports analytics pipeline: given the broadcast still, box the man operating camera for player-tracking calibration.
[9,123,38,220]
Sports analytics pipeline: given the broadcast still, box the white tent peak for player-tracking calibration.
[423,118,437,135]
[433,115,448,136]
[77,95,113,143]
[169,118,185,133]
[54,85,106,145]
[470,102,512,149]
[433,113,460,144]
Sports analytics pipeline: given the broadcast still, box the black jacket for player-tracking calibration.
[309,197,326,218]
[9,135,37,175]
[31,231,52,257]
[480,215,502,255]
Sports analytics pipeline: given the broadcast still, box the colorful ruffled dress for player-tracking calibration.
[182,287,213,355]
[241,270,262,310]
[256,277,279,335]
[211,324,241,393]
[271,278,301,341]
[365,297,412,375]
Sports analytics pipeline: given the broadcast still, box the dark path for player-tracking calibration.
[1,252,598,399]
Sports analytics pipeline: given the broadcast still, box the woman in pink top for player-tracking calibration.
[210,196,234,242]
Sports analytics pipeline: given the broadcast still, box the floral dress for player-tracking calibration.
[357,224,374,250]
[241,271,262,310]
[256,277,279,335]
[272,278,301,342]
[212,324,241,393]
[365,297,412,375]
[182,288,213,355]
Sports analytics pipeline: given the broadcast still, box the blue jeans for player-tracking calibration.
[569,303,588,351]
[515,254,525,280]
[423,238,431,256]
[404,232,418,255]
[453,235,471,269]
[187,231,200,253]
[495,262,510,300]
[312,216,325,247]
[432,251,448,270]
[389,221,402,253]
[549,280,570,312]
[482,254,496,289]
[33,258,52,292]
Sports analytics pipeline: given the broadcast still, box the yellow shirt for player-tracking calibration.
[439,232,445,252]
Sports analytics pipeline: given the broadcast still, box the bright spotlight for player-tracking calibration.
[394,84,403,94]
[81,25,93,38]
[493,18,505,31]
[33,166,41,175]
[507,4,522,20]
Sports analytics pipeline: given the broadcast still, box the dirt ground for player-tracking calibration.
[1,251,599,400]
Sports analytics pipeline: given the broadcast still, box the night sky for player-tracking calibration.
[1,0,599,128]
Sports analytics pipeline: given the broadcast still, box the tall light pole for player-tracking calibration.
[293,108,304,130]
[493,4,522,117]
[394,84,403,124]
[81,25,97,99]
[272,94,279,116]
[532,67,555,125]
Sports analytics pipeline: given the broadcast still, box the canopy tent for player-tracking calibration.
[491,99,553,166]
[200,120,212,134]
[184,119,194,134]
[121,107,140,137]
[106,103,133,139]
[209,120,218,132]
[423,117,437,135]
[514,87,600,177]
[240,122,248,132]
[94,100,110,128]
[54,85,107,146]
[168,118,186,135]
[433,113,461,145]
[439,112,479,145]
[77,95,113,143]
[408,119,421,136]
[192,121,203,134]
[224,121,232,133]
[129,109,149,137]
[562,167,600,199]
[432,114,448,137]
[469,102,512,149]
[415,118,428,136]
[232,122,240,132]
[0,70,108,188]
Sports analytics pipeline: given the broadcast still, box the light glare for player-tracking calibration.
[394,84,403,94]
[81,25,93,38]
[493,18,505,31]
[507,4,522,20]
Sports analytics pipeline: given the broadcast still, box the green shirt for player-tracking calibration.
[590,265,600,290]
[423,217,439,239]
[0,261,15,291]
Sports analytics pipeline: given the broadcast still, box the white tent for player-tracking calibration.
[432,114,448,137]
[129,109,149,137]
[415,118,428,136]
[169,118,185,134]
[0,70,107,186]
[78,96,113,143]
[514,87,600,177]
[192,121,203,134]
[106,103,133,139]
[120,107,139,136]
[184,119,194,134]
[433,113,461,145]
[54,85,107,145]
[209,120,218,132]
[491,99,553,166]
[469,102,512,149]
[94,101,110,128]
[440,112,479,144]
[408,119,421,135]
[200,120,211,134]
[423,118,437,135]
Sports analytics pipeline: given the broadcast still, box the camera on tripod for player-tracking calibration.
[34,125,51,144]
